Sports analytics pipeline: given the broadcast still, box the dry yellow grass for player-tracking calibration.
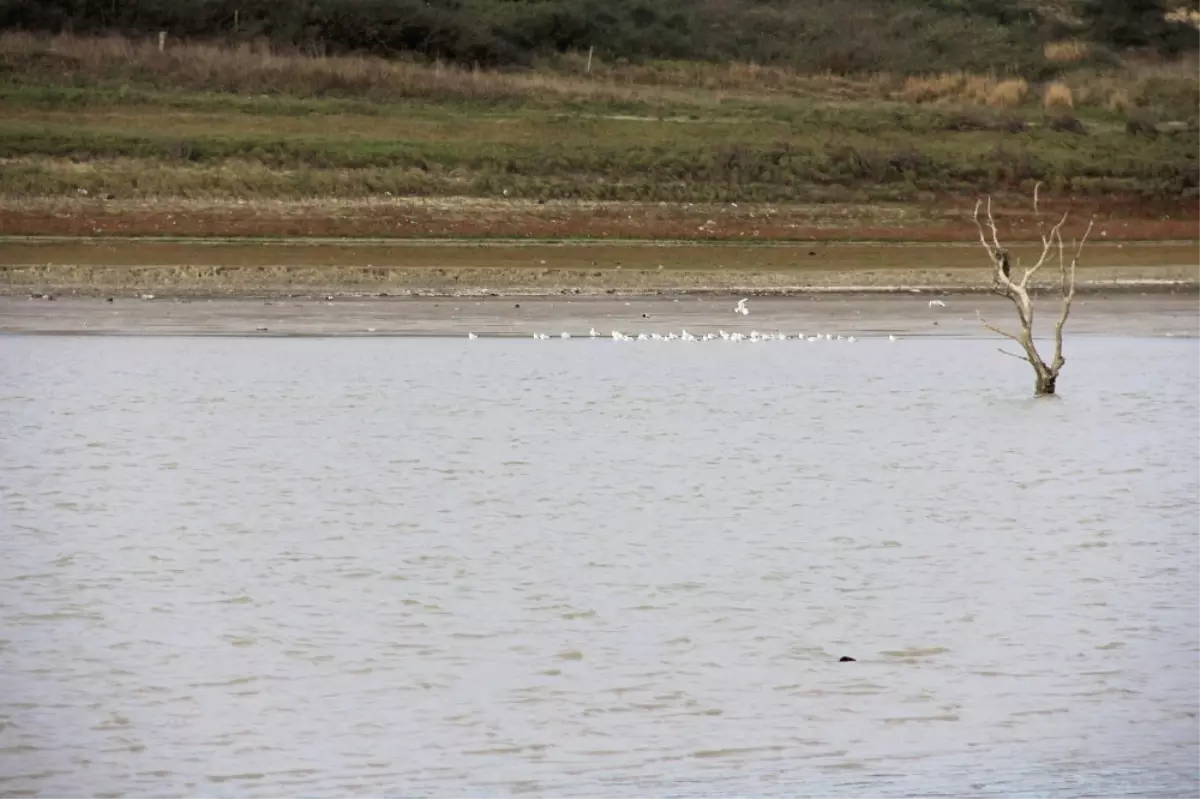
[1043,81,1075,111]
[1,31,1195,119]
[1044,40,1090,63]
[892,59,1197,115]
[899,72,1028,107]
[987,78,1029,108]
[1165,7,1200,28]
[899,73,955,103]
[1106,89,1132,113]
[0,30,895,106]
[0,31,659,106]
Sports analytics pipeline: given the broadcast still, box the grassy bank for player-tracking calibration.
[0,33,1196,210]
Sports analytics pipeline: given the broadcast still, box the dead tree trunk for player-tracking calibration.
[972,196,1093,396]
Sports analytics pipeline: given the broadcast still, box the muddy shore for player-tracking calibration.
[2,294,1195,338]
[1,237,1195,298]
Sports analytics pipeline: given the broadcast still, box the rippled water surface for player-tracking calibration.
[2,335,1197,798]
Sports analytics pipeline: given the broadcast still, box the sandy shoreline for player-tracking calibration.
[3,294,1195,338]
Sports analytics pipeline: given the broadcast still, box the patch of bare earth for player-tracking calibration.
[3,252,1195,299]
[0,196,1194,242]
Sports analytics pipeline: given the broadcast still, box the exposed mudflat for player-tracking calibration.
[2,293,1195,338]
[1,237,1195,297]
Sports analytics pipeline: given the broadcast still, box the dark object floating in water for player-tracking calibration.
[839,656,856,662]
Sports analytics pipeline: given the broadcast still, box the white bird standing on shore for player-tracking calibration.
[590,327,598,338]
[735,298,749,315]
[561,332,571,339]
[929,299,946,308]
[889,334,898,342]
[468,332,478,339]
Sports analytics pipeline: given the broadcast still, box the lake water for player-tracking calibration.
[1,334,1197,798]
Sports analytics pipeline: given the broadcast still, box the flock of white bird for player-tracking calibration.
[563,329,874,343]
[467,297,915,342]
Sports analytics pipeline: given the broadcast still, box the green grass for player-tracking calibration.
[0,102,1193,203]
[0,35,1195,204]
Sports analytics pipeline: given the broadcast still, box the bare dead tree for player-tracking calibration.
[972,195,1094,396]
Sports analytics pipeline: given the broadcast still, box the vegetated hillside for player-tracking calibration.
[0,0,1196,74]
[0,28,1195,207]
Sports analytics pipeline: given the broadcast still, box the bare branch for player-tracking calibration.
[1065,218,1092,294]
[975,198,1023,302]
[985,196,1003,255]
[1033,181,1041,216]
[1021,210,1070,288]
[998,348,1031,362]
[977,310,1023,345]
[972,199,997,260]
[1055,225,1065,290]
[1051,216,1095,372]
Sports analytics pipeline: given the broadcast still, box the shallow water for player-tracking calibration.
[1,294,1198,338]
[1,335,1197,798]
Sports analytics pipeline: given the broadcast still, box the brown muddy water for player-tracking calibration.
[0,317,1197,797]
